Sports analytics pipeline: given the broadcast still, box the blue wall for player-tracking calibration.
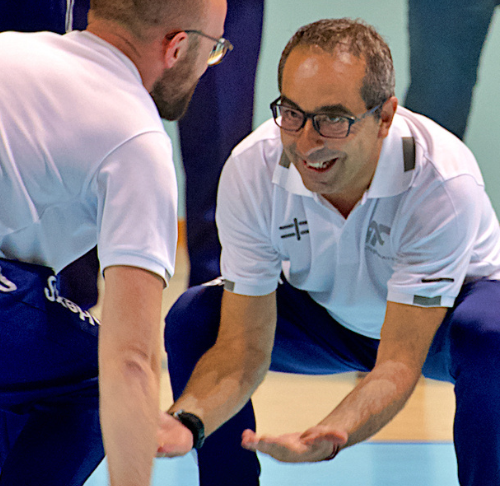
[165,1,500,217]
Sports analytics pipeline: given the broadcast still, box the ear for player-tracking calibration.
[377,96,398,139]
[162,31,189,69]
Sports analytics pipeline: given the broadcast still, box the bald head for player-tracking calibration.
[89,0,206,40]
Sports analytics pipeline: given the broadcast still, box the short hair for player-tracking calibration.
[278,18,395,111]
[90,0,206,40]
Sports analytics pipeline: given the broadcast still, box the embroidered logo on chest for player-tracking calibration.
[366,220,391,248]
[279,218,309,241]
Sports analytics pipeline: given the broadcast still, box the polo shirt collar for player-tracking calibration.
[271,109,417,200]
[366,110,417,199]
[271,151,313,196]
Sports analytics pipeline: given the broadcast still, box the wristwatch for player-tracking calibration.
[170,410,206,449]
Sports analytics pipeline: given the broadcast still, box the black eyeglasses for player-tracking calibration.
[270,97,384,139]
[184,30,233,66]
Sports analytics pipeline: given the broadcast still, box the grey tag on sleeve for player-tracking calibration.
[413,295,442,306]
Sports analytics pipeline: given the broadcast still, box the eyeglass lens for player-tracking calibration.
[274,105,350,138]
[207,41,228,66]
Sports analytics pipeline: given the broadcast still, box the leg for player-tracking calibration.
[164,280,379,485]
[0,412,27,473]
[405,0,498,139]
[271,280,379,374]
[178,0,265,286]
[0,259,102,484]
[0,386,103,486]
[423,279,500,485]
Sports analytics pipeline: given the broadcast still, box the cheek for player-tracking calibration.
[280,133,297,156]
[195,60,208,79]
[343,127,379,160]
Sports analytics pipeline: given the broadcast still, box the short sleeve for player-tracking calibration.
[216,150,282,296]
[94,131,178,284]
[387,174,483,307]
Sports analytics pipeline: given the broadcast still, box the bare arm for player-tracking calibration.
[321,302,447,444]
[243,302,447,462]
[99,265,164,486]
[159,289,277,451]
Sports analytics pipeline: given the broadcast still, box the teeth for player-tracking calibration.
[305,159,332,169]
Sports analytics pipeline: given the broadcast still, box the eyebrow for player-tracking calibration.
[280,95,354,117]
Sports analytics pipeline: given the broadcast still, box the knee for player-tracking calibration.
[164,283,223,357]
[450,303,500,374]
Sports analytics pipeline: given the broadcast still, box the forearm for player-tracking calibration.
[321,360,420,447]
[98,266,164,486]
[99,345,161,486]
[169,339,270,436]
[168,291,276,436]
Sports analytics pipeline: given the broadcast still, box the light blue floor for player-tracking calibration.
[84,442,459,486]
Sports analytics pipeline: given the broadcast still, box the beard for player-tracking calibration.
[150,52,200,121]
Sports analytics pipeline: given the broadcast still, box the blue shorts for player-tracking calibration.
[0,259,103,485]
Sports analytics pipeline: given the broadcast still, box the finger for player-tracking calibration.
[247,435,306,462]
[251,438,287,457]
[156,442,192,457]
[242,429,258,442]
[242,434,280,453]
[241,429,258,449]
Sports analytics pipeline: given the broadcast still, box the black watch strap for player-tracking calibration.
[170,410,206,449]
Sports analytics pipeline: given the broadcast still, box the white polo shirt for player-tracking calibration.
[0,31,177,283]
[216,108,500,339]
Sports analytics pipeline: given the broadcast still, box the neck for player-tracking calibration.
[86,16,164,90]
[323,191,365,219]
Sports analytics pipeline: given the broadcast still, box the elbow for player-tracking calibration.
[122,351,152,376]
[100,346,161,391]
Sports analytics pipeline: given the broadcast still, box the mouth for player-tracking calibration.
[303,157,339,172]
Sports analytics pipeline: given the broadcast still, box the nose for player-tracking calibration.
[294,118,325,156]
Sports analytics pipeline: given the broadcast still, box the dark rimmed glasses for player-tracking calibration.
[184,29,233,66]
[270,97,384,139]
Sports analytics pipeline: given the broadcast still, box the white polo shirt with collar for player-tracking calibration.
[216,107,500,339]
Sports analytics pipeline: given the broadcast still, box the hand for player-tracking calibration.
[156,411,194,457]
[241,425,348,463]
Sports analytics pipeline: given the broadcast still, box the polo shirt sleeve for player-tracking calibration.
[93,131,178,285]
[216,152,282,296]
[387,173,483,308]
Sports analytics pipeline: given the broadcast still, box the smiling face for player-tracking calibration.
[280,45,394,213]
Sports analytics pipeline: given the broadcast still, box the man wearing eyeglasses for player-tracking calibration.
[162,18,500,486]
[0,0,230,485]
